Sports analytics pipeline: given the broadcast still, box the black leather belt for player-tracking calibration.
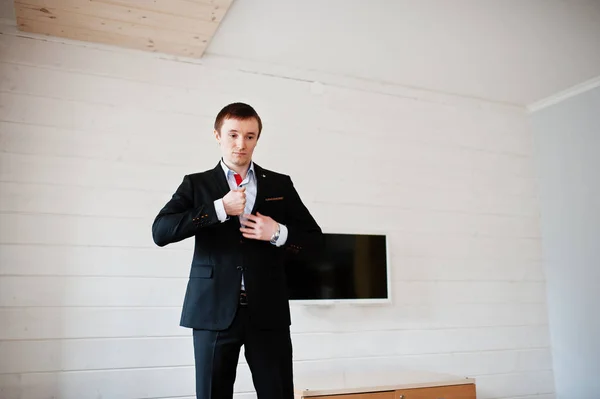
[239,290,248,306]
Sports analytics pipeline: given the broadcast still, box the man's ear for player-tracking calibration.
[213,129,220,144]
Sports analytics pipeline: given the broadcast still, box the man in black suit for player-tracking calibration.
[152,103,322,399]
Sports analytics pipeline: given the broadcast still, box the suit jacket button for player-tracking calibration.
[236,266,243,271]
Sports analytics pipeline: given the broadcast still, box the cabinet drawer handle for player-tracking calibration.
[398,395,404,399]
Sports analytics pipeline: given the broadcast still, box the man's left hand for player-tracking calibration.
[240,212,279,241]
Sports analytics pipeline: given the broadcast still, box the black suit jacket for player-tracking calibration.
[152,163,322,330]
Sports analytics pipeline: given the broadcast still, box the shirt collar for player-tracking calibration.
[220,159,255,182]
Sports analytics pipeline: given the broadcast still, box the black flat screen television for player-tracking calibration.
[285,233,389,301]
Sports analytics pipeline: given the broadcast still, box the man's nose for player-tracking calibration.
[236,137,246,149]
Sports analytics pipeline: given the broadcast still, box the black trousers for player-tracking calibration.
[192,305,294,399]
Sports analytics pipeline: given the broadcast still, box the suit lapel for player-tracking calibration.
[211,162,230,199]
[251,163,265,215]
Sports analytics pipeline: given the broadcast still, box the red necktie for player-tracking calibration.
[234,173,243,186]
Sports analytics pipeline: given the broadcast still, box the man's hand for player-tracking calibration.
[223,187,246,216]
[240,212,279,241]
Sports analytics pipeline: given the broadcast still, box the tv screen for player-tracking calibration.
[285,233,388,301]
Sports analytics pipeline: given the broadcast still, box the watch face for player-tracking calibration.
[270,225,280,244]
[270,230,279,244]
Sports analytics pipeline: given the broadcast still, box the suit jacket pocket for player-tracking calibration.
[258,197,285,222]
[190,263,213,278]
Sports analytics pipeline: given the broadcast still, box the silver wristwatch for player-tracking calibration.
[270,224,281,245]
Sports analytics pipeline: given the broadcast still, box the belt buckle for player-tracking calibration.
[239,291,248,306]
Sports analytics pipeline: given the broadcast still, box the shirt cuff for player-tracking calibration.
[213,199,228,223]
[275,223,288,247]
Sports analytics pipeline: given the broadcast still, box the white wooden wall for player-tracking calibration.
[0,20,554,399]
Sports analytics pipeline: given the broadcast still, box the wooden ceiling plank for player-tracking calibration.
[92,0,229,22]
[15,0,220,36]
[180,0,233,9]
[12,0,234,58]
[17,16,206,57]
[15,3,211,48]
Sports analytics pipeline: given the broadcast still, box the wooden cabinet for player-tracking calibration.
[395,383,476,399]
[295,371,476,399]
[315,392,395,399]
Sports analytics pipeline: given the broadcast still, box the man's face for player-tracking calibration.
[214,117,259,168]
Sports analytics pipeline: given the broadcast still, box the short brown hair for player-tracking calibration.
[214,103,263,137]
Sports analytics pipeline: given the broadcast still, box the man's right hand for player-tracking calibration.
[223,187,246,216]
